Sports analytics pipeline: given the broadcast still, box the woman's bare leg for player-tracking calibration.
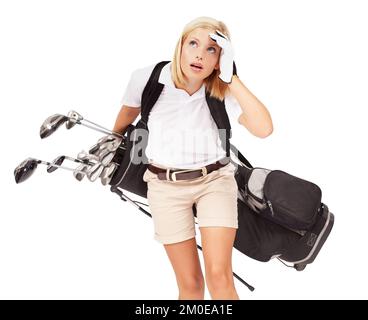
[164,237,205,300]
[200,227,239,300]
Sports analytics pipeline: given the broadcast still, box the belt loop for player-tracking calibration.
[166,168,171,181]
[201,166,207,177]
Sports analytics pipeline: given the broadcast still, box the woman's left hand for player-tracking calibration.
[209,30,237,84]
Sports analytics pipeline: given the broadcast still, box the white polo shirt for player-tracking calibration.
[120,61,243,169]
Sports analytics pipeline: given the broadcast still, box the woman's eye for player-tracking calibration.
[189,41,216,54]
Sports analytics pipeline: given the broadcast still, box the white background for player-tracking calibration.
[1,0,367,300]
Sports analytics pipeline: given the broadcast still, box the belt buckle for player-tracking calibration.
[169,166,208,181]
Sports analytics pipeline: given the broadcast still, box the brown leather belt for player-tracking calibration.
[147,157,231,181]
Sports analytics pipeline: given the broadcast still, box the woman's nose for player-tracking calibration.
[195,49,206,59]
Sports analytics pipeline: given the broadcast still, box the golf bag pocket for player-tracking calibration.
[245,168,322,231]
[109,121,149,198]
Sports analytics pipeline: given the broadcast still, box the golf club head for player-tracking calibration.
[95,143,109,154]
[88,143,100,155]
[14,158,39,183]
[97,147,111,158]
[65,110,83,129]
[40,114,69,139]
[73,163,89,181]
[105,139,122,152]
[100,163,117,186]
[77,150,99,162]
[97,135,116,145]
[89,135,117,155]
[47,156,65,173]
[100,152,115,167]
[87,163,104,182]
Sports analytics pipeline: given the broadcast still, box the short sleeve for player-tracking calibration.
[225,93,243,125]
[120,63,156,107]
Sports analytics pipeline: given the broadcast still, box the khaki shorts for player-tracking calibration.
[143,162,239,245]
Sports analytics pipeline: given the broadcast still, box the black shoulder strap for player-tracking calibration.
[140,61,170,128]
[205,92,232,157]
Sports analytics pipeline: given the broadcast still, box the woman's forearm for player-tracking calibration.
[228,75,273,138]
[112,105,141,134]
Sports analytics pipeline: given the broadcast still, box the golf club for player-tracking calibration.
[97,149,116,166]
[100,163,118,186]
[40,110,123,139]
[47,155,95,173]
[39,114,69,139]
[77,150,100,162]
[14,157,88,184]
[89,135,125,155]
[86,162,104,182]
[73,163,89,181]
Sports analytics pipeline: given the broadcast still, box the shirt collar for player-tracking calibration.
[158,61,206,99]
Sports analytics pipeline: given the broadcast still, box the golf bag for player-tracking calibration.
[107,60,334,271]
[230,152,334,270]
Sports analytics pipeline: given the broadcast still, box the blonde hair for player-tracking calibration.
[171,16,232,101]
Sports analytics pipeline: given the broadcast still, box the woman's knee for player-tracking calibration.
[205,267,233,290]
[178,274,205,293]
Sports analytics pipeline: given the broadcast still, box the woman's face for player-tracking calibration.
[180,27,221,82]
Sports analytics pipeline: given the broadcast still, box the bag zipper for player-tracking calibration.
[267,200,275,217]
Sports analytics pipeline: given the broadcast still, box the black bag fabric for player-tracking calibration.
[109,60,233,197]
[262,170,322,230]
[234,198,300,262]
[234,197,334,270]
[241,166,322,231]
[279,202,334,268]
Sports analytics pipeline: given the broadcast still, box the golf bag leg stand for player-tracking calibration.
[110,186,255,292]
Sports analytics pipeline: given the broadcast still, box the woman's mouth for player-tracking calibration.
[190,63,203,72]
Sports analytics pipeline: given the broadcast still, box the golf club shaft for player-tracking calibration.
[39,159,89,173]
[63,156,94,166]
[80,118,123,138]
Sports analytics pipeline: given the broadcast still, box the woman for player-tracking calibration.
[113,16,273,300]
